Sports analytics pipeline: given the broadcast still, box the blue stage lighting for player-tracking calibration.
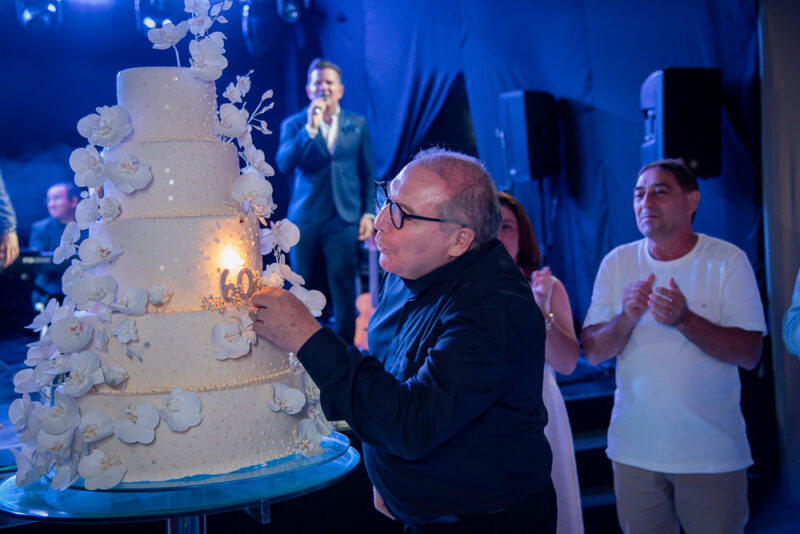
[15,0,63,28]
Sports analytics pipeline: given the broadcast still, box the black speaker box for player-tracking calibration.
[640,68,722,177]
[498,90,561,182]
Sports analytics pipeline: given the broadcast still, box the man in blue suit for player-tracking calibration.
[276,58,377,344]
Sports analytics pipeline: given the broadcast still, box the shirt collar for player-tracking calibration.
[402,240,499,296]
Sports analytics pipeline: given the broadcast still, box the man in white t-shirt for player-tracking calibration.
[581,159,766,533]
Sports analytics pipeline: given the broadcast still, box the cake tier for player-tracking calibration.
[77,380,301,482]
[118,68,218,141]
[103,140,240,218]
[90,214,261,311]
[88,310,289,394]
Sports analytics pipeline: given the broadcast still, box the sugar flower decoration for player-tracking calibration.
[62,259,88,292]
[147,285,173,307]
[109,287,148,315]
[215,103,248,138]
[307,400,334,436]
[35,428,74,460]
[76,105,132,148]
[189,36,227,81]
[39,390,81,435]
[9,393,43,443]
[50,315,94,354]
[79,410,114,444]
[231,168,272,206]
[26,298,59,332]
[111,319,138,344]
[295,418,322,457]
[98,197,121,222]
[25,343,57,367]
[268,382,306,415]
[14,363,52,394]
[78,449,127,490]
[102,365,129,388]
[290,285,326,318]
[93,326,110,352]
[62,351,105,397]
[64,272,117,311]
[211,318,252,360]
[50,457,80,491]
[262,261,304,286]
[104,155,153,194]
[243,144,275,177]
[75,195,99,230]
[260,219,300,254]
[78,236,122,269]
[113,402,159,444]
[54,222,81,265]
[302,373,321,402]
[11,446,48,488]
[69,145,106,189]
[147,20,189,66]
[160,388,202,432]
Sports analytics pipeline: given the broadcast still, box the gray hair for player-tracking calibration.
[409,148,501,246]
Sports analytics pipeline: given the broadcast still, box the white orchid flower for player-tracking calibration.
[237,129,253,150]
[76,105,132,148]
[78,237,122,269]
[24,343,57,367]
[260,270,283,288]
[75,195,99,230]
[111,319,138,344]
[54,221,81,265]
[69,145,106,189]
[295,418,322,457]
[307,400,333,436]
[289,285,326,318]
[50,456,80,491]
[268,382,306,415]
[302,373,321,401]
[63,351,105,397]
[223,82,242,103]
[231,168,272,206]
[262,262,304,286]
[64,272,117,311]
[93,325,110,352]
[39,390,81,435]
[78,449,127,490]
[26,298,59,332]
[215,102,248,138]
[50,354,73,376]
[260,219,300,254]
[36,428,74,460]
[184,0,211,15]
[108,287,148,315]
[11,446,48,488]
[102,365,129,388]
[160,388,202,432]
[236,73,251,95]
[147,20,189,50]
[104,155,153,194]
[112,402,159,444]
[147,285,173,307]
[62,260,88,293]
[50,315,94,354]
[189,37,227,81]
[98,197,121,222]
[207,31,226,51]
[243,144,275,176]
[79,409,114,443]
[211,319,252,360]
[9,393,43,442]
[189,12,213,36]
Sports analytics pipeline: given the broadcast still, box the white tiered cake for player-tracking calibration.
[9,3,330,491]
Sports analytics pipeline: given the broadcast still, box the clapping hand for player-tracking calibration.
[622,273,655,323]
[649,277,689,326]
[531,266,554,312]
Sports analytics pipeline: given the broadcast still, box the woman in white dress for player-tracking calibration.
[497,192,584,534]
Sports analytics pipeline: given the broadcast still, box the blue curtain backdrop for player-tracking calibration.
[0,0,760,322]
[293,0,761,320]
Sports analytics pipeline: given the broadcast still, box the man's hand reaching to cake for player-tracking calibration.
[251,287,323,354]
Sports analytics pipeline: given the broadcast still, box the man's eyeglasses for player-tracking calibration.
[375,181,448,230]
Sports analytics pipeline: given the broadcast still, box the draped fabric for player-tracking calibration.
[293,0,761,320]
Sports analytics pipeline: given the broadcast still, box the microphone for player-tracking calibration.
[312,106,322,116]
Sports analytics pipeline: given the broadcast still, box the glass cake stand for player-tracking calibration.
[0,432,359,533]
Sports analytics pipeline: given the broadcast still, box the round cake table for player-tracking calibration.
[0,432,359,533]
